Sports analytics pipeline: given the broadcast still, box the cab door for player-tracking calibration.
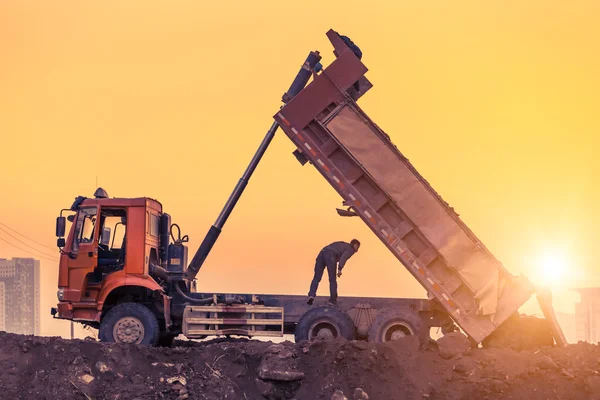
[65,206,99,302]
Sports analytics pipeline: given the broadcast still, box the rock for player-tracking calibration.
[353,388,369,399]
[331,390,348,400]
[258,350,304,382]
[453,358,477,374]
[537,355,558,370]
[258,361,305,382]
[437,332,471,360]
[167,376,188,385]
[172,383,183,391]
[78,374,95,385]
[255,378,274,398]
[177,395,189,400]
[95,361,111,373]
[586,376,600,392]
[336,351,346,362]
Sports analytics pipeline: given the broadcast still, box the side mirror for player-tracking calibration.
[56,216,66,237]
[57,238,66,248]
[101,227,111,246]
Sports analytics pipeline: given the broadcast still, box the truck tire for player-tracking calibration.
[367,308,425,345]
[99,302,160,346]
[294,306,356,342]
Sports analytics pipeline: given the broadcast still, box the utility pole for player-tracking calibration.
[71,321,74,339]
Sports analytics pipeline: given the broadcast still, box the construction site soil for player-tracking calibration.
[1,328,599,400]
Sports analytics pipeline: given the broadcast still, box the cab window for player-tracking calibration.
[72,207,98,252]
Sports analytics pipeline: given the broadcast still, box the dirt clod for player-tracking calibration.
[95,360,111,373]
[331,390,348,400]
[353,388,369,399]
[436,332,471,359]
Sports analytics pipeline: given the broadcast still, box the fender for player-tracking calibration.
[94,271,166,322]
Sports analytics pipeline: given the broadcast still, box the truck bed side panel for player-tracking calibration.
[325,106,504,315]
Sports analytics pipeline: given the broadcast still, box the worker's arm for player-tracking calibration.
[337,248,355,272]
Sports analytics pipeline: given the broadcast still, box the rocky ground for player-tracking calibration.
[1,330,600,400]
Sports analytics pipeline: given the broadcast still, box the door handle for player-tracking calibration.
[88,252,93,257]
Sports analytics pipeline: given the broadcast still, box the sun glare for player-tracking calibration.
[534,250,570,288]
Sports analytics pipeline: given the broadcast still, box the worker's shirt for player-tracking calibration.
[322,241,356,271]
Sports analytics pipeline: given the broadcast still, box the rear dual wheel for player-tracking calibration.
[367,308,426,345]
[294,306,356,342]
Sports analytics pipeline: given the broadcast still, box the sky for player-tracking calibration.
[0,0,599,338]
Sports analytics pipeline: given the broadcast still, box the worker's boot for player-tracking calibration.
[328,299,337,307]
[307,296,314,305]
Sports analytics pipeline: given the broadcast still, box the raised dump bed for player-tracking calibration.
[273,30,540,344]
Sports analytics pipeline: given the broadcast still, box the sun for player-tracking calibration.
[534,250,570,288]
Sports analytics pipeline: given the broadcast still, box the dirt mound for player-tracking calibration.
[0,331,599,400]
[482,314,556,351]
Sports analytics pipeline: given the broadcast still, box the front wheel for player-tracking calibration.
[99,302,160,346]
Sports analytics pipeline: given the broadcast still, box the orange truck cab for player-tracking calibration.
[52,188,176,344]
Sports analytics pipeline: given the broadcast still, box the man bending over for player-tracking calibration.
[307,239,360,306]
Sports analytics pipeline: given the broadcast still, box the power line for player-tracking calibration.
[0,222,57,251]
[0,236,59,262]
[0,226,59,259]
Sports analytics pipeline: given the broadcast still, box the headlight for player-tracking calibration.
[57,288,64,301]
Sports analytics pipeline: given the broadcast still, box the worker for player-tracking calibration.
[307,239,361,306]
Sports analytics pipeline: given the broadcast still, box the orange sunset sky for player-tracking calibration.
[0,1,599,339]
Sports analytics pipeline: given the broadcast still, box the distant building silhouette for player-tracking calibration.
[0,258,41,335]
[573,288,600,344]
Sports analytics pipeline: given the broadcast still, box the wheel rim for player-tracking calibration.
[308,320,340,340]
[381,321,414,342]
[113,316,145,344]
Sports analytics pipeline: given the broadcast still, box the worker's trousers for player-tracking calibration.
[308,249,338,302]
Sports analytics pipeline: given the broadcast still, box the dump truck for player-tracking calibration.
[51,29,565,348]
